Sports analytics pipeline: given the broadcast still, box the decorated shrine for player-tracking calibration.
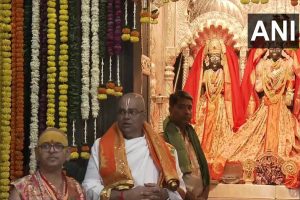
[1,0,300,199]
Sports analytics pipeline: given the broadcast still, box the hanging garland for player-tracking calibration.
[150,3,159,24]
[81,0,91,154]
[98,1,107,100]
[0,0,12,198]
[81,0,91,120]
[83,0,100,159]
[10,0,24,180]
[130,1,139,43]
[106,0,116,95]
[140,0,150,23]
[90,0,100,118]
[39,0,48,132]
[68,0,82,160]
[113,0,123,96]
[106,0,124,95]
[121,0,130,41]
[46,0,57,128]
[29,0,40,174]
[10,0,17,181]
[58,0,69,133]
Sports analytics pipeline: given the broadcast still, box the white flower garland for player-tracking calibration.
[81,0,91,120]
[29,0,40,174]
[90,0,100,119]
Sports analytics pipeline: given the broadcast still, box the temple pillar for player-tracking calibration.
[182,47,190,88]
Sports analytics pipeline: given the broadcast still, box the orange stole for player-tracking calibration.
[99,122,179,191]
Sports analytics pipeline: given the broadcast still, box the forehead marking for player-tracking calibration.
[125,97,131,110]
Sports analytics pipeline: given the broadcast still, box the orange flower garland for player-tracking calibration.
[46,0,57,127]
[58,0,68,133]
[10,0,24,180]
[0,0,12,199]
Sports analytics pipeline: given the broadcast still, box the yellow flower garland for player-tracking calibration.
[46,0,56,128]
[58,0,68,133]
[0,0,11,198]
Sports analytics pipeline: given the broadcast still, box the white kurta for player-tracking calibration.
[82,136,185,200]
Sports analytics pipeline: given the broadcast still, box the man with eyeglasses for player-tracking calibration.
[83,93,186,200]
[9,128,86,200]
[163,91,210,200]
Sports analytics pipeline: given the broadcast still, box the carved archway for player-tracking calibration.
[175,11,244,54]
[190,25,238,56]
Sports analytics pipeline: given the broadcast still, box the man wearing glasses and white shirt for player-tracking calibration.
[82,93,186,200]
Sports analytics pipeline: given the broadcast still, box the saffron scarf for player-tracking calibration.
[99,122,180,191]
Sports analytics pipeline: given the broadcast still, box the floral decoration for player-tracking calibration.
[58,0,69,133]
[46,0,57,128]
[0,0,12,198]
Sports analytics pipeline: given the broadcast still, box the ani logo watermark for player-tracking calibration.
[248,14,299,48]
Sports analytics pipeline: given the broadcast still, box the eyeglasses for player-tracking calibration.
[118,109,144,117]
[39,143,67,152]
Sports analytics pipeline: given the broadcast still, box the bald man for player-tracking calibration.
[9,128,85,200]
[83,93,186,200]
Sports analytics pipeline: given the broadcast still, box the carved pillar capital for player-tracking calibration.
[151,95,169,132]
[182,47,190,88]
[164,47,176,84]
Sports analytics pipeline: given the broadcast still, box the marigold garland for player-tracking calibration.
[29,0,40,174]
[46,0,57,128]
[0,0,12,198]
[121,0,130,41]
[58,0,69,133]
[140,0,150,24]
[131,1,139,43]
[10,0,24,181]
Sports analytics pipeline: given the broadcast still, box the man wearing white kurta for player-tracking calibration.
[83,93,185,200]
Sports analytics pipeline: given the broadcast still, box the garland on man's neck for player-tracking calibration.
[0,0,12,198]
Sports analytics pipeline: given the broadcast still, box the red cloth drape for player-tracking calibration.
[183,45,245,130]
[240,48,265,114]
[183,46,205,124]
[225,46,246,130]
